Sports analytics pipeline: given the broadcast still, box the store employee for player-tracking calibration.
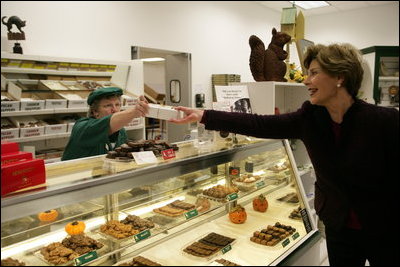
[61,87,149,161]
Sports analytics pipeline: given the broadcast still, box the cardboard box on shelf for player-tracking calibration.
[20,60,35,69]
[1,128,19,141]
[121,91,138,106]
[19,126,45,138]
[69,63,80,71]
[19,92,45,111]
[60,81,87,91]
[10,116,45,138]
[46,62,59,70]
[34,91,68,109]
[12,80,42,91]
[57,62,70,71]
[1,91,20,112]
[7,59,22,68]
[38,80,69,91]
[1,119,19,141]
[42,118,67,135]
[57,90,90,108]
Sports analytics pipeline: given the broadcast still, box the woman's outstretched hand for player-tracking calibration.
[169,106,204,124]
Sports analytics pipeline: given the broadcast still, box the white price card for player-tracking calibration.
[132,151,158,165]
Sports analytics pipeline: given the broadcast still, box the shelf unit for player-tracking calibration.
[361,46,399,106]
[1,139,320,266]
[1,52,146,158]
[1,67,113,77]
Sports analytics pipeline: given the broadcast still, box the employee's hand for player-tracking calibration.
[169,106,204,124]
[134,95,149,117]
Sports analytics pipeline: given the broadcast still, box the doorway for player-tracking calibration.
[131,46,192,143]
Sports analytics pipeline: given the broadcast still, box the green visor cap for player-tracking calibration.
[87,87,123,105]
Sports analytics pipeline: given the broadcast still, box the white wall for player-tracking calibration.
[2,1,399,107]
[306,3,399,48]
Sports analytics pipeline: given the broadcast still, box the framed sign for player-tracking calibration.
[296,39,314,74]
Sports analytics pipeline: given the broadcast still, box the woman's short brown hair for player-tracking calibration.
[303,43,364,98]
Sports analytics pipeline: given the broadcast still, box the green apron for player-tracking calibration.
[61,115,127,161]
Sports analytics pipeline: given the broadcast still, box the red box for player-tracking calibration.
[1,158,46,196]
[1,142,19,154]
[1,151,33,165]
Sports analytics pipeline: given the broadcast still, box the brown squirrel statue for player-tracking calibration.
[249,28,291,82]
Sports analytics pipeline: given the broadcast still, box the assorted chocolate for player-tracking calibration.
[120,215,155,232]
[40,242,79,265]
[202,185,239,200]
[289,207,302,220]
[106,140,179,160]
[233,174,262,183]
[183,232,235,258]
[277,192,299,203]
[118,256,162,266]
[0,257,25,266]
[100,220,139,239]
[250,222,296,246]
[61,234,104,255]
[215,258,241,266]
[153,200,195,217]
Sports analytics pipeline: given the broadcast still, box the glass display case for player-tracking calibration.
[1,138,317,266]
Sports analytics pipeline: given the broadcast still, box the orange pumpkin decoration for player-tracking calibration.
[229,205,247,224]
[65,221,86,235]
[253,194,268,212]
[38,210,59,222]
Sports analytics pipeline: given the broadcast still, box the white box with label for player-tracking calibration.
[45,124,67,135]
[1,128,19,140]
[147,104,184,121]
[20,126,45,138]
[1,100,20,112]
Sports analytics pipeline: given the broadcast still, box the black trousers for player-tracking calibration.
[325,226,400,266]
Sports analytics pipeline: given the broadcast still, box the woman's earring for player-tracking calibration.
[337,83,341,88]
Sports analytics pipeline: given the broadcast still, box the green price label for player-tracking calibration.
[256,180,265,188]
[185,209,198,219]
[74,251,98,266]
[282,238,290,248]
[292,232,300,240]
[227,193,238,201]
[221,244,232,254]
[134,229,151,242]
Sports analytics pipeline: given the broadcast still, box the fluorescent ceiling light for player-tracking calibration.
[289,1,330,10]
[141,57,165,62]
